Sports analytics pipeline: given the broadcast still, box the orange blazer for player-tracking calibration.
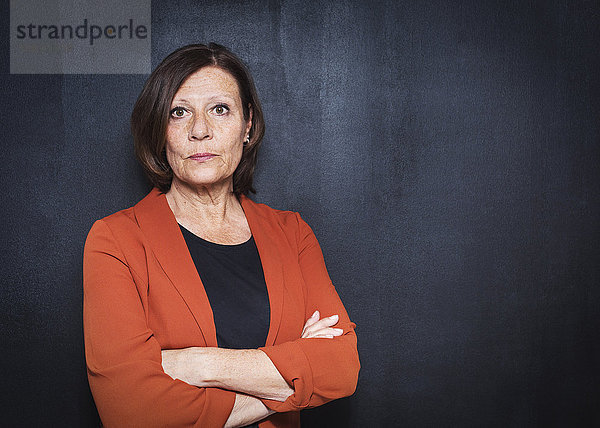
[83,188,360,428]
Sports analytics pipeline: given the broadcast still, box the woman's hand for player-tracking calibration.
[159,310,343,404]
[301,311,344,339]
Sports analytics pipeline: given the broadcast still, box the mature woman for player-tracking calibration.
[83,43,359,428]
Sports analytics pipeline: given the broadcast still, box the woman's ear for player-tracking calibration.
[246,104,253,136]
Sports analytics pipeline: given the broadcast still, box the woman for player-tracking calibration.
[83,43,359,428]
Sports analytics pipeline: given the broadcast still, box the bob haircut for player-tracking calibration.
[131,43,265,195]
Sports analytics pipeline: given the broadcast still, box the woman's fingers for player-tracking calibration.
[301,313,343,339]
[302,327,344,339]
[305,327,344,338]
[312,314,339,329]
[301,310,320,335]
[306,310,320,327]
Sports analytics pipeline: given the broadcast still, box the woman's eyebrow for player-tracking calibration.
[205,93,236,102]
[170,94,237,107]
[170,98,190,105]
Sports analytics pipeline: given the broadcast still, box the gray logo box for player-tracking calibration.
[10,0,151,74]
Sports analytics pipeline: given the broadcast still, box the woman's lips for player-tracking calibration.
[189,153,216,162]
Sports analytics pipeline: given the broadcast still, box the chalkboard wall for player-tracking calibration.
[2,1,598,426]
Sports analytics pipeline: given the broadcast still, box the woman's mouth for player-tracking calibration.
[189,153,217,162]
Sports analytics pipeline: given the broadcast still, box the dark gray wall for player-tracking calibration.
[2,0,599,426]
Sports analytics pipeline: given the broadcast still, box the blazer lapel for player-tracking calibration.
[133,188,218,347]
[241,195,285,346]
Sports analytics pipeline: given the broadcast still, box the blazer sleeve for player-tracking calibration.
[83,219,236,428]
[259,213,360,412]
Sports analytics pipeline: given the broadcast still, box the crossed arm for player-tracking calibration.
[84,214,359,427]
[161,311,343,427]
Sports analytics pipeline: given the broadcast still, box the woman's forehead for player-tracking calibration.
[175,66,240,100]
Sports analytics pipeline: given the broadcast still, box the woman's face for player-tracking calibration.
[165,66,252,192]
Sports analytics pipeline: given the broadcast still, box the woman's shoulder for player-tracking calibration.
[241,195,302,226]
[95,205,136,226]
[89,202,140,234]
[85,206,141,253]
[86,189,164,242]
[241,196,317,244]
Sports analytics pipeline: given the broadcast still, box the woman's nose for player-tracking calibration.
[188,113,211,140]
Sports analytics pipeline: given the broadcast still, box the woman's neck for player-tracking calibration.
[166,178,237,220]
[165,179,250,244]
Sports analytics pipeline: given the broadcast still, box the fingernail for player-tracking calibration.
[313,310,319,318]
[330,314,339,320]
[334,328,344,334]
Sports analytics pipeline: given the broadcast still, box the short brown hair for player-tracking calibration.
[131,43,265,195]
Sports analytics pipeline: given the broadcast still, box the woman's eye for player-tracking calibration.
[170,107,188,118]
[212,105,229,115]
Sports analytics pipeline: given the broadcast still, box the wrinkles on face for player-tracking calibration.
[165,66,251,193]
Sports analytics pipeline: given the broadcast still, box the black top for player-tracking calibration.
[179,225,270,350]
